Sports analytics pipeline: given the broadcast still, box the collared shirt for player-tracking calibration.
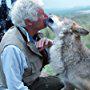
[1,45,29,90]
[0,26,38,90]
[0,27,39,90]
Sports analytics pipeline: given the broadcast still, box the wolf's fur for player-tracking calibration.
[49,15,90,90]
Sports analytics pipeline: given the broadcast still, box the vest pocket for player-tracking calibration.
[23,68,32,77]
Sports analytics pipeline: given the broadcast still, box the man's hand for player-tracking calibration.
[35,38,53,51]
[40,71,49,77]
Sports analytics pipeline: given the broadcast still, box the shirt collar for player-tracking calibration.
[18,26,35,44]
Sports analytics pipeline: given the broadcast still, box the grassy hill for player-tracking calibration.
[72,13,90,48]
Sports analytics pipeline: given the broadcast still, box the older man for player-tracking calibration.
[0,0,64,90]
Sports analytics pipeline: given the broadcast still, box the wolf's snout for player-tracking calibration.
[44,17,54,26]
[47,18,54,24]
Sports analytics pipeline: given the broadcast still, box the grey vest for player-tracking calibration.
[0,26,44,87]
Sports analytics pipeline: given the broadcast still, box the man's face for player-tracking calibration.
[35,8,48,30]
[25,9,48,36]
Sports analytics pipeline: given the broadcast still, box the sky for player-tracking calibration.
[1,0,90,9]
[43,0,90,9]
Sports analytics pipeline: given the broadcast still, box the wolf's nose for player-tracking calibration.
[47,18,54,24]
[44,17,54,26]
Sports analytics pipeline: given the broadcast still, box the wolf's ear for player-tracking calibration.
[73,28,89,36]
[71,22,89,36]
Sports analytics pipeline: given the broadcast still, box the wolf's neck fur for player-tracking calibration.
[57,35,89,68]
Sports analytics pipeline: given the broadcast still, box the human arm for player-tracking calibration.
[1,45,29,90]
[37,38,63,77]
[35,37,54,77]
[35,37,53,51]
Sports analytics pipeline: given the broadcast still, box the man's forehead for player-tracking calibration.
[37,8,44,14]
[36,8,48,18]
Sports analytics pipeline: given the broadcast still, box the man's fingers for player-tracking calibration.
[35,38,45,48]
[45,39,49,45]
[35,38,53,51]
[40,38,45,48]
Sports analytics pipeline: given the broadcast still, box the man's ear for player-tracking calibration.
[73,28,89,36]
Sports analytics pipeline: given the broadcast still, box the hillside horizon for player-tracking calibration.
[45,6,90,16]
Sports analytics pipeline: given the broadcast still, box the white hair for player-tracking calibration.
[10,0,44,27]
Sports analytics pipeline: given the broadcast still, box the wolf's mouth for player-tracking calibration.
[44,17,54,29]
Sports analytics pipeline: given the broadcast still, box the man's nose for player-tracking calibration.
[44,14,48,19]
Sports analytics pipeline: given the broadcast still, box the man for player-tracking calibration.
[0,0,64,90]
